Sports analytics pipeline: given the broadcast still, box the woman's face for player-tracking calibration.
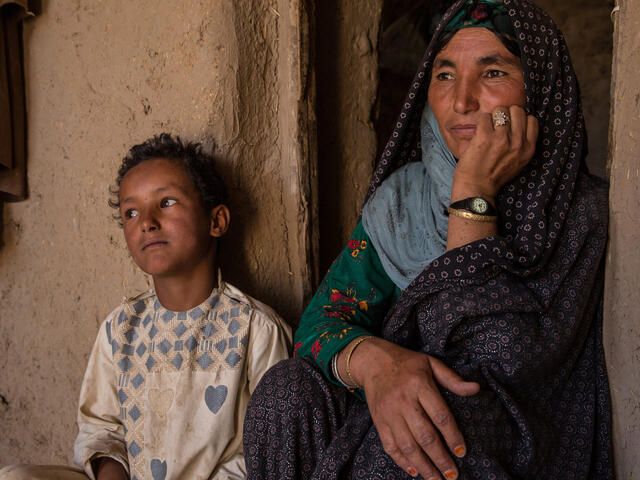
[428,28,525,159]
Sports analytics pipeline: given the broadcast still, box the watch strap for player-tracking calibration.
[449,197,498,216]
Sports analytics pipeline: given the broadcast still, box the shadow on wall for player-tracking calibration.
[315,2,348,275]
[0,202,4,250]
[216,161,254,300]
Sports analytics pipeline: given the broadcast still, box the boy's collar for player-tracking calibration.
[216,268,225,292]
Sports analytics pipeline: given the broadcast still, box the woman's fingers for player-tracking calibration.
[429,356,480,397]
[379,408,457,480]
[361,341,478,479]
[377,421,423,478]
[403,408,461,479]
[375,358,473,479]
[508,105,526,148]
[525,113,539,158]
[417,376,468,462]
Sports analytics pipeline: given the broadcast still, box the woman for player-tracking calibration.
[243,0,612,478]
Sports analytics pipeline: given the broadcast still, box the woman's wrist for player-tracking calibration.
[337,336,384,390]
[450,175,498,204]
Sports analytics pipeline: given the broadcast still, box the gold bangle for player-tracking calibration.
[345,335,374,389]
[447,207,497,222]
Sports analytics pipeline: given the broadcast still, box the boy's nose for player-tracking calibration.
[140,211,159,232]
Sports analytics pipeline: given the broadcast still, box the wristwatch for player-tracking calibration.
[448,197,498,216]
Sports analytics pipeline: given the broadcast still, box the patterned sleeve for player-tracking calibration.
[294,220,400,385]
[73,312,129,480]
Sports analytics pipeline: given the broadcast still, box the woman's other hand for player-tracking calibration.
[338,337,479,480]
[451,104,539,201]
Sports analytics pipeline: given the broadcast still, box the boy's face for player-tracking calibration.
[119,158,220,279]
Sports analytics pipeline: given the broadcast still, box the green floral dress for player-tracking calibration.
[293,221,401,386]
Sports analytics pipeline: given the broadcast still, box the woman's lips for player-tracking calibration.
[450,124,477,138]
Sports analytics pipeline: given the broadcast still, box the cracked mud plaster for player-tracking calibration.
[604,0,640,477]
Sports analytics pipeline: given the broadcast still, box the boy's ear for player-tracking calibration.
[209,205,230,238]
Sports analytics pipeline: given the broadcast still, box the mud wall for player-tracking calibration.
[0,0,313,465]
[315,0,382,272]
[604,0,640,476]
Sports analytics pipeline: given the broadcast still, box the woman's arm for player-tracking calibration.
[73,317,130,480]
[337,334,479,480]
[299,225,479,480]
[294,221,400,385]
[446,105,538,251]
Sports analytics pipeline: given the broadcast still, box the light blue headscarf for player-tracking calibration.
[361,106,456,290]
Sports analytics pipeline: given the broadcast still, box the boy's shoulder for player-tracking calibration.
[102,289,155,322]
[219,281,286,328]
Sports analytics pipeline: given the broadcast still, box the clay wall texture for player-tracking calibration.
[315,0,382,272]
[0,0,311,465]
[604,0,640,476]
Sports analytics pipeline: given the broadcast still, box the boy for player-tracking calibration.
[0,134,291,480]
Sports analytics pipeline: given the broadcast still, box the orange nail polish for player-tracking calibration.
[444,470,458,480]
[453,445,466,457]
[407,467,417,477]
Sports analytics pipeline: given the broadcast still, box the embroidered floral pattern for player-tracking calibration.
[311,340,322,359]
[294,221,399,377]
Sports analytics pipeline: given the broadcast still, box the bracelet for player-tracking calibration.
[447,207,497,222]
[331,354,353,388]
[345,336,374,389]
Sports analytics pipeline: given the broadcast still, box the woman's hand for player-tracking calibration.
[338,337,480,479]
[93,457,128,480]
[446,105,539,251]
[451,105,539,202]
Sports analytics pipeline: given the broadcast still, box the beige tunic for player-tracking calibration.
[73,278,291,480]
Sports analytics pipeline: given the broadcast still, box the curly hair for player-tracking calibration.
[109,133,228,220]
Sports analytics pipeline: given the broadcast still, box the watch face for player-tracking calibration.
[471,197,488,214]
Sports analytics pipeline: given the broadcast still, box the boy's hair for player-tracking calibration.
[109,133,228,218]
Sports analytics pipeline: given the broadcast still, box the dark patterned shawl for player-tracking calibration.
[365,0,612,477]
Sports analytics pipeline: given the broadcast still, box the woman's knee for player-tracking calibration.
[250,357,329,408]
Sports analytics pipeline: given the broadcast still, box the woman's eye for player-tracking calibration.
[435,72,454,81]
[160,198,177,208]
[124,208,138,219]
[486,70,506,78]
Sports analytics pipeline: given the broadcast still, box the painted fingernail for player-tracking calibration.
[407,467,417,477]
[453,445,466,457]
[444,470,458,480]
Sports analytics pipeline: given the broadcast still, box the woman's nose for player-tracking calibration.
[453,79,480,114]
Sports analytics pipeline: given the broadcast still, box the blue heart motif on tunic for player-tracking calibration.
[205,385,228,414]
[150,459,167,480]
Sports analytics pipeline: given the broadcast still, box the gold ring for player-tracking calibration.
[492,110,510,127]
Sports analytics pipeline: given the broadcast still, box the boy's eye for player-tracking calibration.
[160,198,177,208]
[124,208,138,219]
